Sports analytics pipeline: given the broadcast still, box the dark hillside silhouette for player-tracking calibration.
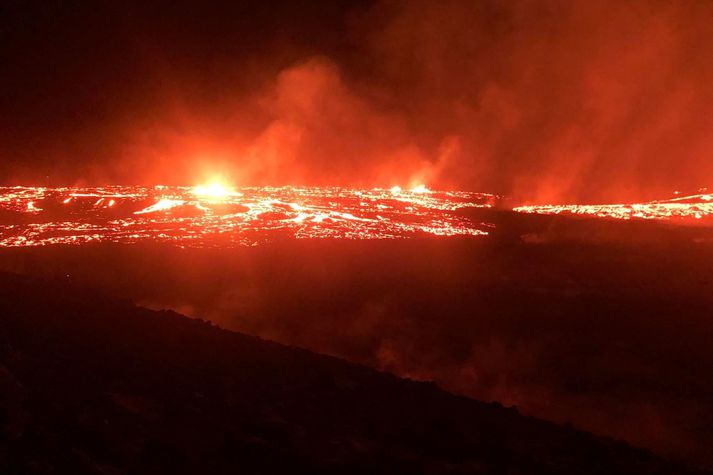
[0,272,702,474]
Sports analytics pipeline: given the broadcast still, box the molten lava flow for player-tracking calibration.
[134,198,185,215]
[514,192,713,223]
[0,186,494,247]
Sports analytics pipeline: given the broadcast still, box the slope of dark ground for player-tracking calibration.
[2,212,713,469]
[0,272,701,475]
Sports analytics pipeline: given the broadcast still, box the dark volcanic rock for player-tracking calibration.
[0,272,700,474]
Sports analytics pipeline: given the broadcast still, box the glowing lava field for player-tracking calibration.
[0,186,495,247]
[515,192,713,223]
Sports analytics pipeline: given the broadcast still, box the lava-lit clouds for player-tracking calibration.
[3,0,713,201]
[357,0,713,202]
[89,57,438,189]
[239,58,436,187]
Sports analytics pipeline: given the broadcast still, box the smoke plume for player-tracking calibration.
[3,0,713,201]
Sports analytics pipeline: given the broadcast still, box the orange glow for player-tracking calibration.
[134,198,185,215]
[390,184,431,194]
[410,184,430,194]
[515,193,713,223]
[0,185,493,247]
[191,180,241,200]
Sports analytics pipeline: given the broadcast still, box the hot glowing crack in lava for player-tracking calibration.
[0,186,494,247]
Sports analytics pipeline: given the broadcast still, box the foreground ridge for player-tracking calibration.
[0,272,701,474]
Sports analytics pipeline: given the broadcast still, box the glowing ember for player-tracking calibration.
[514,192,713,223]
[0,186,494,247]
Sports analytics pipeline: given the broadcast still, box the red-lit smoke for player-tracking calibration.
[3,1,713,202]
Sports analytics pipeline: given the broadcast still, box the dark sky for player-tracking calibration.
[2,0,713,202]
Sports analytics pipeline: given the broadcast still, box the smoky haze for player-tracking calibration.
[2,0,713,202]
